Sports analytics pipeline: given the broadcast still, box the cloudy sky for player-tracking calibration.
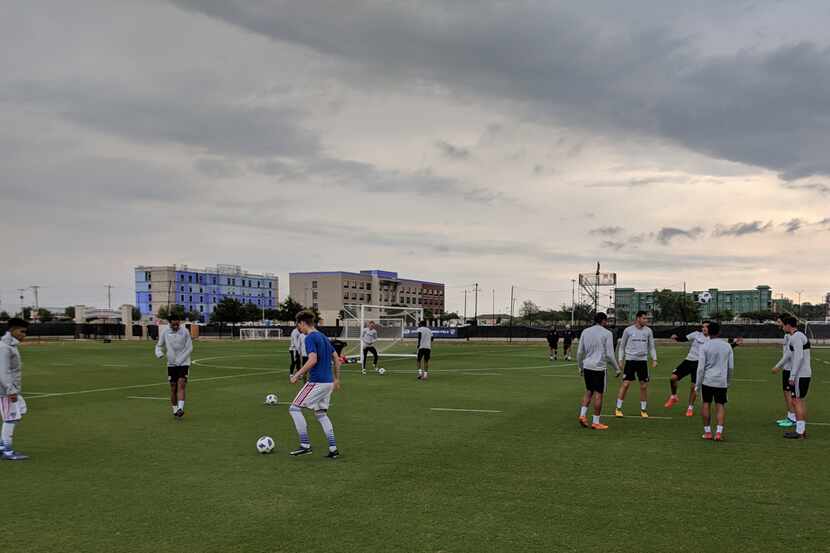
[2,0,829,315]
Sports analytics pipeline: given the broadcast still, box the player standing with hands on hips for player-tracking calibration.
[0,318,30,460]
[155,317,193,419]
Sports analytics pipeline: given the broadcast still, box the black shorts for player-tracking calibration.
[781,370,791,392]
[417,348,431,362]
[168,365,189,383]
[623,360,650,382]
[672,359,698,383]
[547,339,559,348]
[563,340,573,349]
[787,377,810,399]
[701,385,728,405]
[583,370,606,393]
[363,346,379,362]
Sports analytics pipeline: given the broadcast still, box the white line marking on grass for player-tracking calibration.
[103,363,128,367]
[603,414,673,420]
[25,371,281,399]
[50,363,74,366]
[431,407,502,413]
[460,372,503,376]
[127,396,168,400]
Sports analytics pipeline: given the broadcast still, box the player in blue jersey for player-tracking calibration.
[288,311,342,458]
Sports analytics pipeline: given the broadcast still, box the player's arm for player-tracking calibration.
[0,349,19,400]
[576,335,586,374]
[772,344,792,374]
[648,329,658,368]
[695,352,705,393]
[672,333,688,342]
[155,330,166,359]
[292,352,317,383]
[605,334,622,376]
[331,350,342,390]
[617,329,628,363]
[789,338,804,383]
[178,331,193,366]
[727,347,734,388]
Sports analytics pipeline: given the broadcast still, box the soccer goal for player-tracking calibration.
[239,328,284,340]
[340,304,423,364]
[804,320,830,346]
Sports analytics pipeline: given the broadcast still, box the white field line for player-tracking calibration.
[26,370,281,399]
[430,407,502,413]
[460,372,503,376]
[103,363,128,367]
[602,414,673,420]
[127,396,168,400]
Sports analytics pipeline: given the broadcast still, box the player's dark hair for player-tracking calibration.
[776,313,784,321]
[782,316,798,328]
[708,321,721,336]
[594,312,608,324]
[702,320,711,326]
[635,310,647,319]
[7,318,28,329]
[419,320,426,326]
[296,310,316,325]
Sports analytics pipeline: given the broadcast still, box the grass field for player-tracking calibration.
[11,338,830,552]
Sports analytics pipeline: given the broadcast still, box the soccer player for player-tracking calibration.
[576,312,622,430]
[771,314,796,428]
[288,311,341,458]
[155,316,193,419]
[361,321,379,375]
[546,327,559,361]
[777,316,811,439]
[695,321,733,441]
[0,318,30,460]
[562,325,574,361]
[614,311,657,418]
[289,322,303,376]
[416,320,433,380]
[665,321,711,417]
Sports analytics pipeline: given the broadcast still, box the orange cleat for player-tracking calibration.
[714,433,724,441]
[664,396,679,409]
[578,416,589,428]
[702,432,713,440]
[591,422,609,430]
[685,408,695,417]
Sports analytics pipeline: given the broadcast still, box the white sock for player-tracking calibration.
[592,415,600,424]
[670,394,678,400]
[687,405,694,411]
[418,369,424,376]
[579,406,588,417]
[788,411,796,422]
[289,405,310,448]
[716,425,723,434]
[640,401,647,411]
[172,405,178,414]
[177,400,184,411]
[315,411,337,451]
[704,425,711,433]
[796,420,806,434]
[1,422,14,450]
[616,399,623,409]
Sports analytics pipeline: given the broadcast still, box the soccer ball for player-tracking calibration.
[698,291,713,304]
[264,393,279,405]
[256,436,275,454]
[378,367,386,375]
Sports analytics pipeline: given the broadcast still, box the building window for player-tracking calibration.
[367,294,372,303]
[312,281,318,289]
[343,281,349,289]
[200,306,204,312]
[352,281,357,288]
[312,291,318,300]
[148,294,152,301]
[148,284,152,290]
[344,292,349,299]
[181,295,185,302]
[352,293,357,300]
[359,282,364,289]
[145,272,151,281]
[313,302,319,310]
[359,294,365,301]
[366,283,372,291]
[148,304,152,311]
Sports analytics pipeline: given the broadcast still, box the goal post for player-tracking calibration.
[804,320,830,346]
[340,304,424,364]
[239,328,284,340]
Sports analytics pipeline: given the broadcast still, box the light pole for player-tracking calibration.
[571,279,576,326]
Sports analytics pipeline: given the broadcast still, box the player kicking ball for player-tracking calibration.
[665,322,710,417]
[155,316,193,419]
[615,311,657,418]
[576,313,621,430]
[288,311,341,458]
[695,322,732,441]
[361,321,379,375]
[777,316,812,440]
[0,318,30,460]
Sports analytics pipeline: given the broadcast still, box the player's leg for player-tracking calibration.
[615,365,632,416]
[787,379,809,438]
[423,351,430,378]
[314,409,339,458]
[0,397,25,460]
[714,398,726,440]
[416,350,423,379]
[370,347,379,371]
[361,348,369,375]
[175,377,186,417]
[169,381,178,416]
[701,388,713,439]
[686,381,697,417]
[665,371,681,408]
[638,362,650,417]
[579,388,592,427]
[777,370,796,427]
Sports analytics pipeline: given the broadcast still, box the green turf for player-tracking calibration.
[11,339,830,552]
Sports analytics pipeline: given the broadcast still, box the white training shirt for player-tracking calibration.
[780,331,812,380]
[155,326,193,367]
[361,328,378,347]
[685,331,709,361]
[618,325,657,362]
[695,338,734,389]
[774,333,792,372]
[417,326,433,350]
[577,324,621,373]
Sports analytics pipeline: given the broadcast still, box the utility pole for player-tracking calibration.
[796,290,804,319]
[463,289,468,322]
[105,284,113,310]
[17,288,26,317]
[30,285,40,310]
[571,279,576,327]
[473,283,479,325]
[492,289,495,323]
[509,285,515,343]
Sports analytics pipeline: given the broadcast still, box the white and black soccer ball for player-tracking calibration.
[378,367,386,375]
[256,436,275,454]
[698,291,713,304]
[264,393,279,406]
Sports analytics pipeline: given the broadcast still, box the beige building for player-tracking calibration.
[289,269,445,324]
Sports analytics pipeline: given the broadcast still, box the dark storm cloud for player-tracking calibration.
[713,221,773,237]
[169,1,830,183]
[782,218,804,234]
[435,140,472,160]
[656,226,703,245]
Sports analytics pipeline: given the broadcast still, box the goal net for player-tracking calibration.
[239,328,284,340]
[340,304,423,363]
[804,320,830,346]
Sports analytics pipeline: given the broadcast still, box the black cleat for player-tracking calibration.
[326,449,340,459]
[290,447,312,456]
[783,431,805,440]
[174,409,184,419]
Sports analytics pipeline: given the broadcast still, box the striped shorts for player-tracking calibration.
[0,395,27,422]
[291,382,334,411]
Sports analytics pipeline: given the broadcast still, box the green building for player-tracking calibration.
[615,285,773,321]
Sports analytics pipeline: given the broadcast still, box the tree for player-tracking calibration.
[709,309,735,322]
[132,306,142,321]
[242,302,261,322]
[20,307,32,320]
[0,311,9,321]
[560,302,594,323]
[64,306,76,319]
[157,304,187,322]
[36,308,54,323]
[276,297,306,322]
[210,298,244,323]
[423,308,434,321]
[653,289,700,323]
[263,308,281,320]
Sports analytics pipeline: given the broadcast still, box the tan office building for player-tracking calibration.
[289,269,445,324]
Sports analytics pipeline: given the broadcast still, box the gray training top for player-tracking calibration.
[617,325,657,362]
[695,338,734,389]
[577,324,621,373]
